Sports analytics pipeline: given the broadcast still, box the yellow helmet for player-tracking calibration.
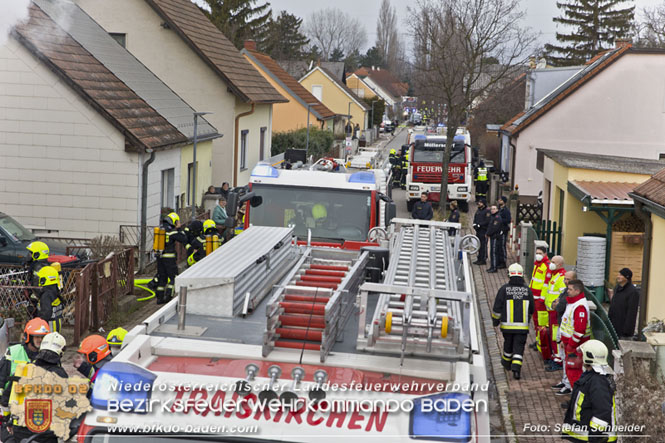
[37,266,59,287]
[312,204,327,220]
[164,212,180,227]
[390,149,396,155]
[26,241,49,260]
[107,327,128,346]
[203,219,216,231]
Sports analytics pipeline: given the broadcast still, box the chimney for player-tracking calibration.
[615,39,631,49]
[244,40,257,51]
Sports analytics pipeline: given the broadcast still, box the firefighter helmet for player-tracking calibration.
[508,263,524,277]
[188,220,203,236]
[106,327,128,346]
[579,340,608,367]
[26,241,49,260]
[390,149,396,155]
[164,212,180,227]
[24,318,50,343]
[203,219,216,234]
[40,332,66,356]
[78,334,111,364]
[312,204,327,221]
[37,266,59,287]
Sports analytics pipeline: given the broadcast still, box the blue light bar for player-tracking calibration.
[453,135,465,142]
[348,171,375,184]
[414,135,426,141]
[251,163,279,178]
[91,362,157,414]
[410,392,472,442]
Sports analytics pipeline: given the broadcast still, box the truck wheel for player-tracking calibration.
[459,201,469,213]
[406,199,415,212]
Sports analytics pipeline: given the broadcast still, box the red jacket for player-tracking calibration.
[561,292,592,353]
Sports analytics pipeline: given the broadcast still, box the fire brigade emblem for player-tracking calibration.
[25,399,52,433]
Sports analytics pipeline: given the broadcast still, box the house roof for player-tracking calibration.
[355,67,408,100]
[501,45,632,136]
[33,0,218,143]
[568,180,638,205]
[538,148,665,175]
[242,49,335,120]
[145,0,286,104]
[14,3,187,150]
[301,66,370,112]
[279,60,346,83]
[631,168,665,208]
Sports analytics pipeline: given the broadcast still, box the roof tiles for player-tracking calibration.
[571,180,639,203]
[632,168,665,207]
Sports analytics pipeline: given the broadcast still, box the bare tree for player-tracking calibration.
[376,0,408,77]
[636,5,665,48]
[409,0,536,217]
[305,8,367,61]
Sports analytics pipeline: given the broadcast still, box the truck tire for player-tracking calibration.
[459,201,469,213]
[406,199,415,212]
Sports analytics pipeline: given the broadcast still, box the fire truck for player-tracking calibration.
[405,130,472,212]
[77,218,489,442]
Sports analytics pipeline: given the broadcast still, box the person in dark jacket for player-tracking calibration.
[473,200,491,265]
[155,213,188,304]
[492,264,534,380]
[447,200,460,235]
[412,193,433,220]
[607,268,640,339]
[36,266,63,333]
[562,340,617,443]
[486,206,502,273]
[184,220,205,268]
[498,196,511,269]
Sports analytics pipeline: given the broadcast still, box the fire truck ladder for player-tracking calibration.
[263,247,369,362]
[356,219,472,362]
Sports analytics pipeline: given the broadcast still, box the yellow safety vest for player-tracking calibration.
[529,262,549,300]
[545,271,566,310]
[560,297,592,341]
[477,167,488,181]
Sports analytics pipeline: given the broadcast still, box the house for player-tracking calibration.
[352,67,408,117]
[279,60,346,84]
[629,169,665,327]
[0,1,219,238]
[241,42,336,133]
[539,149,664,284]
[500,43,665,201]
[75,0,287,187]
[299,66,370,131]
[345,74,377,100]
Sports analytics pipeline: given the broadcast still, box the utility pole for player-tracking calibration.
[191,112,212,221]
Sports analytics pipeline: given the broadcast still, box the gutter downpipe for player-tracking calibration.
[632,197,652,332]
[234,103,256,187]
[139,148,156,272]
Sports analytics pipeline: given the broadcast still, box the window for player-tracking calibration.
[260,127,267,161]
[186,162,198,205]
[109,33,126,48]
[312,85,323,101]
[161,168,174,209]
[240,130,249,170]
[536,151,544,172]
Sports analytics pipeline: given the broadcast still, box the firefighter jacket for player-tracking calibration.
[492,278,534,333]
[473,207,490,232]
[545,269,566,311]
[38,285,63,325]
[0,344,37,408]
[186,235,206,266]
[563,369,617,442]
[529,259,551,300]
[161,225,187,259]
[486,213,503,238]
[560,292,592,353]
[412,201,433,220]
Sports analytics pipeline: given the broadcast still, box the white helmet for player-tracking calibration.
[508,263,523,277]
[40,332,66,356]
[579,340,608,367]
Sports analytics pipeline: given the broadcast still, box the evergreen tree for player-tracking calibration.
[344,49,362,72]
[361,46,385,68]
[329,47,345,62]
[545,0,634,66]
[203,0,272,50]
[305,45,322,60]
[260,11,309,59]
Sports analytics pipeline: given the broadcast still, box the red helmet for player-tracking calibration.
[24,318,50,343]
[78,334,111,364]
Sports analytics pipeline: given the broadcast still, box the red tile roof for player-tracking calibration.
[14,4,187,150]
[571,180,640,203]
[243,49,335,120]
[146,0,286,104]
[632,168,665,207]
[361,67,407,99]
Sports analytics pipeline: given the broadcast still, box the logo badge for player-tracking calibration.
[25,399,52,433]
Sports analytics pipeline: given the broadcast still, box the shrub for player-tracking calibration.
[271,127,334,159]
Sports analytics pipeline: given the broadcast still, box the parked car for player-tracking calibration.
[0,212,75,265]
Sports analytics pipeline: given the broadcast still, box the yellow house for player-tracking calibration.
[242,45,336,132]
[630,168,665,326]
[346,73,377,100]
[300,66,370,130]
[539,149,664,283]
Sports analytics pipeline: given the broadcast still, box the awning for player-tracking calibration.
[567,180,639,206]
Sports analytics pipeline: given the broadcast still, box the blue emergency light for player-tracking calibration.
[91,361,157,414]
[453,135,465,142]
[409,392,472,442]
[348,171,375,184]
[414,135,426,141]
[251,163,280,178]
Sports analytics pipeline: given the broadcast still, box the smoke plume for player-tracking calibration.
[1,0,31,45]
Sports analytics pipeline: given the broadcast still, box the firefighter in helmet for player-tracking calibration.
[25,241,50,317]
[390,149,402,188]
[400,152,409,189]
[36,266,63,333]
[155,212,187,304]
[74,335,112,387]
[107,327,128,357]
[184,220,205,267]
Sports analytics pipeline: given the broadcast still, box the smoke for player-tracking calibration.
[0,0,31,45]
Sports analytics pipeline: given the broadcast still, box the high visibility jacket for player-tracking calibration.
[545,269,566,311]
[491,280,534,333]
[0,344,33,414]
[186,235,206,267]
[563,370,617,442]
[477,167,488,181]
[529,260,551,300]
[560,292,592,348]
[162,225,187,259]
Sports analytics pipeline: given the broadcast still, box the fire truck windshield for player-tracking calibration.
[249,184,372,242]
[413,140,465,164]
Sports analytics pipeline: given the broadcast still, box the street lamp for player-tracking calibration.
[191,111,212,221]
[370,100,377,130]
[306,103,317,156]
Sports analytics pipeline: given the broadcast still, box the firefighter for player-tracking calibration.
[74,334,112,385]
[400,153,409,189]
[25,241,50,317]
[498,196,511,268]
[472,199,491,265]
[155,212,187,305]
[184,220,205,267]
[559,279,592,392]
[36,266,63,333]
[529,247,552,357]
[475,161,488,201]
[0,319,49,438]
[491,264,534,380]
[544,255,567,372]
[486,205,502,273]
[562,340,617,443]
[107,327,128,357]
[390,149,401,188]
